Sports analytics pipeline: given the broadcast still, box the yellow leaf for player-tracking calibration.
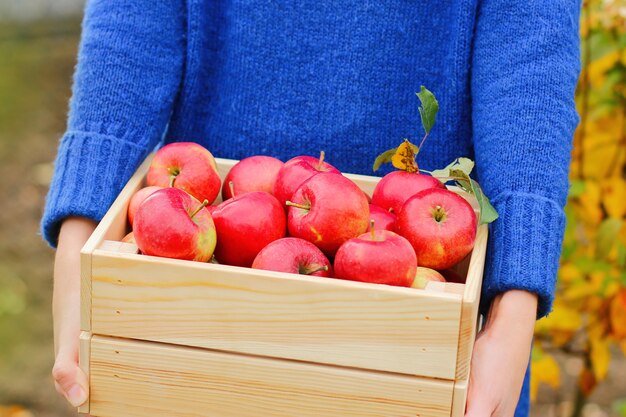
[576,180,603,226]
[590,334,611,382]
[558,263,582,284]
[601,178,626,218]
[391,139,419,173]
[530,348,561,402]
[611,290,626,339]
[588,50,621,88]
[563,281,596,301]
[535,303,581,346]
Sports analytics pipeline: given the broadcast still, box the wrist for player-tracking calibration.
[484,290,538,334]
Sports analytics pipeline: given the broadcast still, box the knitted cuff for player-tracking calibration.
[480,192,566,319]
[41,131,147,247]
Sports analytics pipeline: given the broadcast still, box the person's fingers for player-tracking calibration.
[52,353,89,407]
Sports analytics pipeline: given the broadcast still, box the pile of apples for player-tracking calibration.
[126,142,477,289]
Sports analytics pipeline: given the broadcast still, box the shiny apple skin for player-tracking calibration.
[128,186,163,226]
[212,191,286,267]
[134,188,216,262]
[287,172,369,257]
[252,237,332,277]
[366,204,396,231]
[147,142,221,204]
[222,156,283,200]
[396,188,477,270]
[411,267,447,289]
[334,230,417,287]
[273,155,340,206]
[371,171,444,214]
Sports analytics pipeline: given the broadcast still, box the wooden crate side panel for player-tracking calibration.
[80,155,152,331]
[450,379,468,417]
[91,251,463,379]
[89,336,454,417]
[455,225,488,381]
[78,331,92,415]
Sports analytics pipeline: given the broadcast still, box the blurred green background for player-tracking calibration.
[0,1,624,416]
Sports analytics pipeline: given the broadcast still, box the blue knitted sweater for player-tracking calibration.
[42,1,580,414]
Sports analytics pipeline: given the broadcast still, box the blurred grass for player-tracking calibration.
[0,17,80,416]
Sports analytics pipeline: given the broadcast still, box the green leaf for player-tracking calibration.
[574,257,612,274]
[595,218,623,259]
[617,243,626,268]
[431,157,474,180]
[416,86,439,135]
[569,180,586,198]
[373,147,398,172]
[449,168,499,225]
[612,398,626,417]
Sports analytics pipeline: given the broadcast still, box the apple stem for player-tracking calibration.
[433,205,446,222]
[301,264,329,275]
[285,201,310,210]
[370,219,376,241]
[190,199,209,219]
[169,174,177,188]
[229,181,236,198]
[318,150,325,167]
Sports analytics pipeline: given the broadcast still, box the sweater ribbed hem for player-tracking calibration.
[480,192,566,319]
[41,131,147,247]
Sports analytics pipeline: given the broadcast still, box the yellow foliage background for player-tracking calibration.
[531,1,626,415]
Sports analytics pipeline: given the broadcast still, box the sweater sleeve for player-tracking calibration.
[41,0,185,247]
[471,0,581,318]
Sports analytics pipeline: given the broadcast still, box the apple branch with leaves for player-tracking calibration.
[372,86,498,225]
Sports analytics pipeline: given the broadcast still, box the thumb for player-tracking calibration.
[52,351,89,407]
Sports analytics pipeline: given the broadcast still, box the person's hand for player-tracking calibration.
[52,217,97,408]
[465,290,537,417]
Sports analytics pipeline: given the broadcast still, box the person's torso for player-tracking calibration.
[166,0,477,176]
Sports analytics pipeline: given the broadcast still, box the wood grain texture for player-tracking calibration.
[454,225,488,381]
[90,336,454,417]
[80,155,152,331]
[90,250,463,379]
[450,379,468,417]
[78,331,92,415]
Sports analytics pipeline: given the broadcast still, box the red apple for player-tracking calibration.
[411,267,447,289]
[334,229,417,287]
[212,191,286,267]
[128,186,163,226]
[371,171,444,214]
[366,204,396,231]
[252,237,332,277]
[273,152,340,206]
[396,188,477,270]
[147,142,221,204]
[133,188,216,262]
[121,231,136,244]
[222,156,283,200]
[287,172,369,257]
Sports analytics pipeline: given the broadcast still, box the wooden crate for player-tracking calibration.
[79,156,488,417]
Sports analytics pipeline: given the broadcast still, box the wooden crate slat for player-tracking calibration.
[91,250,463,379]
[80,155,152,331]
[78,331,92,414]
[455,224,488,381]
[90,335,454,417]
